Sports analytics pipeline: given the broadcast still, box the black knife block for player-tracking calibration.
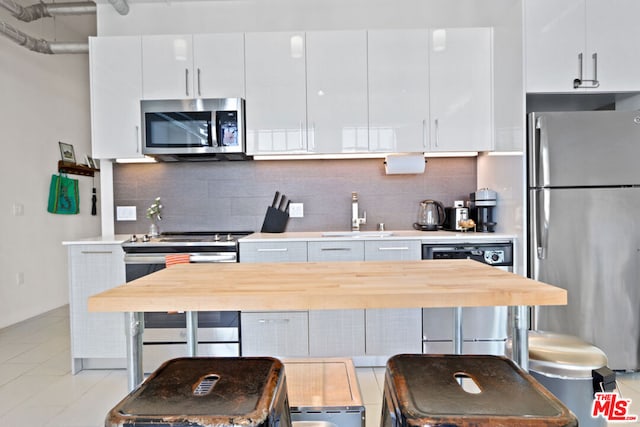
[261,206,289,233]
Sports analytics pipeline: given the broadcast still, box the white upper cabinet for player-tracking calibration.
[142,35,194,99]
[90,36,144,159]
[193,33,245,98]
[526,0,640,93]
[245,32,307,155]
[142,34,245,99]
[586,0,640,92]
[428,28,493,152]
[367,29,429,153]
[306,31,369,154]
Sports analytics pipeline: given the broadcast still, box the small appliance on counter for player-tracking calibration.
[469,188,497,232]
[414,200,446,231]
[444,201,470,231]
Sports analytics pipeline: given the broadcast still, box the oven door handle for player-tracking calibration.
[190,254,237,263]
[124,253,237,264]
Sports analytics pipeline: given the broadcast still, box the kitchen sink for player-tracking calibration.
[321,231,394,238]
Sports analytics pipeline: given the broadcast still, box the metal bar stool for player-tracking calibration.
[381,354,577,427]
[106,357,291,427]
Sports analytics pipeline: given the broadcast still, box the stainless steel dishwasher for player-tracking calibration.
[421,241,513,355]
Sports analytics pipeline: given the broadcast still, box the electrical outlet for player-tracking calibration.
[289,203,304,218]
[116,206,137,221]
[12,203,24,216]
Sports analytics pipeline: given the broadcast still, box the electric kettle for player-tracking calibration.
[414,200,446,231]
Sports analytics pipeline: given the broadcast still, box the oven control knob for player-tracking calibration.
[227,233,233,241]
[485,250,503,264]
[142,234,151,242]
[130,235,138,242]
[214,234,221,241]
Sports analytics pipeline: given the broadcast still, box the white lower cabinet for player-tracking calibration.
[240,238,423,362]
[307,240,365,262]
[365,309,423,355]
[241,311,309,357]
[308,310,366,357]
[239,241,308,263]
[364,240,421,261]
[67,244,126,373]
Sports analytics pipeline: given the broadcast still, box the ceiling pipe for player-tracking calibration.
[108,0,129,15]
[0,20,88,53]
[0,0,96,22]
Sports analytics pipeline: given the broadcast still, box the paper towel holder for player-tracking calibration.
[384,153,427,175]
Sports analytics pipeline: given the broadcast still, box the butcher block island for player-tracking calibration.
[88,259,567,390]
[88,259,565,311]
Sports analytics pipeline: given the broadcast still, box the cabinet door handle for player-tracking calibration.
[321,247,351,251]
[591,52,599,87]
[573,52,600,89]
[299,121,304,151]
[197,68,201,96]
[378,247,409,251]
[135,125,141,153]
[258,318,291,324]
[185,68,190,97]
[422,119,427,149]
[434,118,439,148]
[81,251,113,254]
[257,248,288,252]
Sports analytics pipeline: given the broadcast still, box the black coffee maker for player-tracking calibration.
[469,188,497,232]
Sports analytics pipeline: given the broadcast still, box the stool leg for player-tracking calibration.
[511,305,529,371]
[454,307,463,354]
[125,311,144,391]
[186,311,198,357]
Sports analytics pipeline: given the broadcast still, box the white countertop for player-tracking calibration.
[62,235,131,245]
[63,230,516,246]
[239,230,516,243]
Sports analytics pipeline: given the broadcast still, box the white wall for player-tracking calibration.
[0,5,98,328]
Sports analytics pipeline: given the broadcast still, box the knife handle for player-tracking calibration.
[272,191,280,208]
[285,200,291,212]
[278,195,288,211]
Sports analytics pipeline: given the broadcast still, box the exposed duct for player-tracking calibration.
[0,20,88,53]
[0,0,130,54]
[0,0,96,22]
[108,0,129,15]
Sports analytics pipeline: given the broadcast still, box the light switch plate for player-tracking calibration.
[116,206,137,221]
[289,203,304,218]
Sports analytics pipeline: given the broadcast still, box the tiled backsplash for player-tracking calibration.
[113,158,476,235]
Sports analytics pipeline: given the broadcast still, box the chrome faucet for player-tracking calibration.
[351,192,367,231]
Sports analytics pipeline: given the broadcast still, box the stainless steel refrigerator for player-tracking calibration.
[528,110,640,370]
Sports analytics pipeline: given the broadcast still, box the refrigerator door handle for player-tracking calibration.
[537,115,550,187]
[535,189,549,260]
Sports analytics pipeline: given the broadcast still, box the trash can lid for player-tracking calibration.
[529,331,608,379]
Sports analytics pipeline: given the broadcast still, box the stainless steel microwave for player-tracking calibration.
[141,98,249,161]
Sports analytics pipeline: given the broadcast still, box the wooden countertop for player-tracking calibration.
[88,259,566,313]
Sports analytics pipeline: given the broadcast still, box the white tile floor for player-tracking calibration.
[1,306,640,427]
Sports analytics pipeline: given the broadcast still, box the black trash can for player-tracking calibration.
[528,331,612,427]
[106,357,291,427]
[381,354,577,427]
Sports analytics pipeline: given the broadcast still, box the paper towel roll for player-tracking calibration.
[384,154,426,175]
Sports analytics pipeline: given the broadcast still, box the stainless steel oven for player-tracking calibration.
[122,231,251,373]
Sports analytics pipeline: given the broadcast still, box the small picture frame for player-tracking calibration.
[86,155,96,169]
[59,142,76,164]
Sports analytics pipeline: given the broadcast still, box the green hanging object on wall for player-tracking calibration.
[47,174,79,215]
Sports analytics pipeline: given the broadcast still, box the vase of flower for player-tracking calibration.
[146,197,163,237]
